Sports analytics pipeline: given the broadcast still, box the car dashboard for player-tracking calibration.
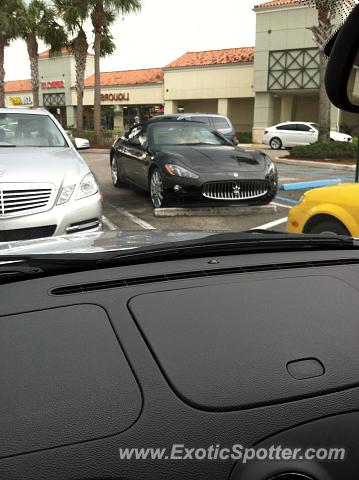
[1,249,359,479]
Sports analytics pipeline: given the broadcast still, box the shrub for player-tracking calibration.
[69,129,124,148]
[237,131,252,143]
[290,141,357,159]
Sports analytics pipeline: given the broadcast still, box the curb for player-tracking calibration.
[154,205,277,217]
[86,148,110,153]
[274,157,355,171]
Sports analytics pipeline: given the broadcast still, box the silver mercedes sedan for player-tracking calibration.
[0,108,102,242]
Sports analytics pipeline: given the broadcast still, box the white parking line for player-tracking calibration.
[272,201,292,210]
[101,215,118,231]
[252,216,288,230]
[108,203,155,230]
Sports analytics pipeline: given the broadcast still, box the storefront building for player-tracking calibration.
[163,48,255,133]
[252,0,359,142]
[4,0,359,140]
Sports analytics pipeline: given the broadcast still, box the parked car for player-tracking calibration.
[287,183,359,236]
[263,121,353,149]
[110,120,277,208]
[0,108,102,241]
[149,113,239,144]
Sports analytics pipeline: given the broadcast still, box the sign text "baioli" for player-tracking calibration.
[101,93,130,102]
[41,81,65,89]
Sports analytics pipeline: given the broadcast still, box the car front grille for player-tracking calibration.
[202,180,269,200]
[0,184,54,217]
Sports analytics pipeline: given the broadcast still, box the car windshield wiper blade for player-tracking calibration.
[0,144,16,147]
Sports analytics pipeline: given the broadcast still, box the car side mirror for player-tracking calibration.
[74,137,90,150]
[325,4,359,112]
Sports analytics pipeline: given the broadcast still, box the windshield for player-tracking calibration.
[0,113,66,147]
[151,123,228,146]
[0,0,356,253]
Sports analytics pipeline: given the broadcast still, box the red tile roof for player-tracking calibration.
[166,47,254,68]
[84,68,164,88]
[255,0,302,8]
[39,47,94,58]
[5,79,32,93]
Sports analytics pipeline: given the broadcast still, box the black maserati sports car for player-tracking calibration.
[110,121,278,208]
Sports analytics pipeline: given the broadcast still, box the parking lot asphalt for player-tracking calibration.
[81,146,356,234]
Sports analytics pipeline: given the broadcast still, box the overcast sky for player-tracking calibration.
[4,0,258,81]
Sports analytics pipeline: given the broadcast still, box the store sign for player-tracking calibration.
[101,93,130,102]
[9,96,32,106]
[41,81,65,89]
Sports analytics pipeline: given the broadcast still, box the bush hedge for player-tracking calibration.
[69,129,124,148]
[236,131,252,143]
[290,141,357,159]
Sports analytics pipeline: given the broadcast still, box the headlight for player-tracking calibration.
[165,164,199,179]
[76,172,99,200]
[57,185,75,205]
[298,194,305,204]
[267,161,278,179]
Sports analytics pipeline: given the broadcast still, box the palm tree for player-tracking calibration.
[0,0,24,107]
[90,0,141,144]
[19,0,67,108]
[53,0,90,134]
[308,0,355,142]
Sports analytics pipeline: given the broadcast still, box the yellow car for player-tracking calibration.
[287,183,359,237]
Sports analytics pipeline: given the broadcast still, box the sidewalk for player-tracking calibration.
[242,144,356,171]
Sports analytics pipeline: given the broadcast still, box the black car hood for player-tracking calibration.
[157,145,268,173]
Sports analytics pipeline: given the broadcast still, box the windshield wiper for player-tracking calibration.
[0,144,16,147]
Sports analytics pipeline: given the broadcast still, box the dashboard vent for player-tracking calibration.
[50,257,359,296]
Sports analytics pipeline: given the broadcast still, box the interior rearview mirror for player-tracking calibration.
[325,4,359,112]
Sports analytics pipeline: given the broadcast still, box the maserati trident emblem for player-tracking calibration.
[232,184,241,197]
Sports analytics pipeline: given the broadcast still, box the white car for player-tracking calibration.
[0,108,102,242]
[262,121,353,149]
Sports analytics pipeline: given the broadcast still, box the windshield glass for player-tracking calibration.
[0,113,66,147]
[0,0,355,254]
[151,123,228,146]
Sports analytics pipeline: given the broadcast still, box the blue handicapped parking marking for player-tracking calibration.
[280,179,342,191]
[275,195,298,205]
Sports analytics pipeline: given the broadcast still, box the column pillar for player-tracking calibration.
[66,106,76,129]
[218,98,229,116]
[164,100,178,114]
[280,95,294,123]
[330,104,341,132]
[252,93,275,144]
[114,105,124,131]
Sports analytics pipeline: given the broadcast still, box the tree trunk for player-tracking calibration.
[93,28,101,144]
[91,2,103,145]
[26,33,39,108]
[313,4,333,142]
[73,29,88,135]
[0,36,6,108]
[318,53,331,142]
